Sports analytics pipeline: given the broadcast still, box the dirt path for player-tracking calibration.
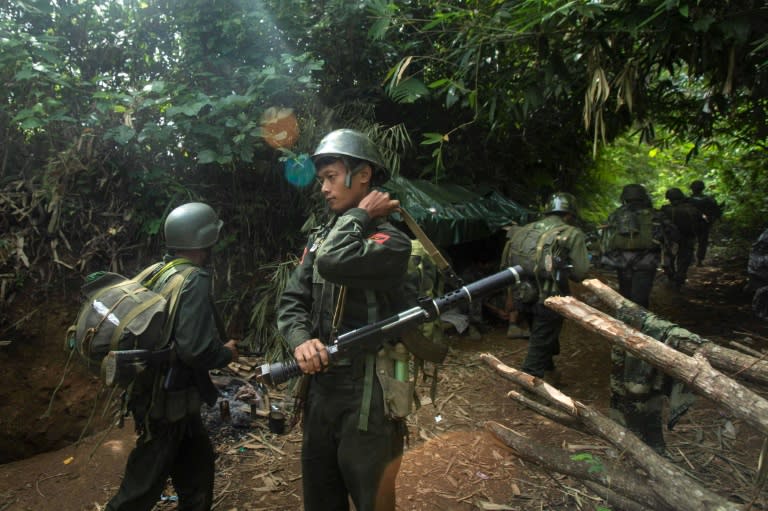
[1,254,767,510]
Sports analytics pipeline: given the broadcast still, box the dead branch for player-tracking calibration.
[480,354,743,511]
[544,295,768,439]
[582,278,768,385]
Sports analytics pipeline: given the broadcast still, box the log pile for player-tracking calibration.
[481,278,768,511]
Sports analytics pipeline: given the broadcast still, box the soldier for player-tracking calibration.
[502,192,589,382]
[661,187,702,290]
[276,129,412,511]
[689,180,722,266]
[600,184,673,308]
[106,202,239,511]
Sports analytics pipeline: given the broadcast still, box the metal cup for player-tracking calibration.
[268,410,286,434]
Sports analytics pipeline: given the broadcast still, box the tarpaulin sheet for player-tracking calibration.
[383,176,534,246]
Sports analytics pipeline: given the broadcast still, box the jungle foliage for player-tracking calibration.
[1,0,766,353]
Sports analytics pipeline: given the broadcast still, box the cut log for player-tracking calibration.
[544,295,768,438]
[481,353,743,511]
[485,421,664,510]
[581,278,768,385]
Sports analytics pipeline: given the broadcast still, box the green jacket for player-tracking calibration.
[277,208,411,350]
[129,258,232,421]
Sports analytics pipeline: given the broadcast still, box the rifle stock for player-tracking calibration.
[255,265,524,387]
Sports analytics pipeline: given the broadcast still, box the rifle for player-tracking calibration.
[255,265,524,387]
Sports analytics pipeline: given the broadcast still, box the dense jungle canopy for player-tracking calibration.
[1,0,766,353]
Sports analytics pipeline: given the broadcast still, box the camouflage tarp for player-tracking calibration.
[383,176,535,247]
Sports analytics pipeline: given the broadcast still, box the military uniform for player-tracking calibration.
[601,204,671,308]
[689,191,722,265]
[106,258,233,511]
[601,186,681,453]
[661,193,702,289]
[277,207,411,511]
[510,214,589,378]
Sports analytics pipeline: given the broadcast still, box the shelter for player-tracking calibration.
[383,176,535,247]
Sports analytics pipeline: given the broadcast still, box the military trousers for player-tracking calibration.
[617,267,656,308]
[106,413,215,511]
[696,222,711,264]
[672,237,696,286]
[301,364,404,511]
[520,302,564,378]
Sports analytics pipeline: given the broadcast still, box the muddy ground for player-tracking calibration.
[1,250,767,511]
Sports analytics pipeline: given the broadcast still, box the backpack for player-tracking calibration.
[406,239,442,342]
[602,206,656,251]
[64,258,197,387]
[503,219,578,301]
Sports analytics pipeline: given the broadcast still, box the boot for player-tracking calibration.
[506,323,530,339]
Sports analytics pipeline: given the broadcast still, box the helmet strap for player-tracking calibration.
[341,157,368,188]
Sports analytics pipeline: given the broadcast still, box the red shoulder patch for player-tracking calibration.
[368,232,391,245]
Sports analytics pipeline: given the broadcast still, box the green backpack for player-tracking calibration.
[504,220,577,301]
[602,206,656,251]
[64,259,196,387]
[406,239,442,342]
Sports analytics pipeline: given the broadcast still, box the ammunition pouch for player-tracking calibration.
[376,342,414,420]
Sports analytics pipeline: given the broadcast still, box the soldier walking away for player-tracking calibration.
[600,184,681,455]
[276,129,412,511]
[600,184,675,308]
[661,187,702,290]
[501,192,589,383]
[689,179,722,266]
[106,202,239,511]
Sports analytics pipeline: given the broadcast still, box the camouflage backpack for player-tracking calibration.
[601,206,656,252]
[503,220,578,302]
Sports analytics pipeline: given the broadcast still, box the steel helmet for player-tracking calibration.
[311,129,389,184]
[164,202,223,250]
[690,180,705,193]
[544,192,578,215]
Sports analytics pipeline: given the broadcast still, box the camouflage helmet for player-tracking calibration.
[311,129,389,185]
[544,192,578,216]
[690,180,705,193]
[164,202,223,250]
[665,187,686,202]
[620,183,650,203]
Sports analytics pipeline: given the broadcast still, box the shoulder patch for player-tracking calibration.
[368,232,391,245]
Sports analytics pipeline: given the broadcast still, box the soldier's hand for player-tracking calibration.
[224,339,239,362]
[294,339,329,374]
[358,190,400,219]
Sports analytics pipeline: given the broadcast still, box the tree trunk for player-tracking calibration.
[544,295,768,438]
[481,353,743,511]
[581,278,768,385]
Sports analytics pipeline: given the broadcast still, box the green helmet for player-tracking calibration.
[164,202,223,250]
[544,192,578,215]
[312,129,389,184]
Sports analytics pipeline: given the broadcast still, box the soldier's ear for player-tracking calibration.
[356,165,372,185]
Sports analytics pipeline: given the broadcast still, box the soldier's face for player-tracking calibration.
[316,160,371,214]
